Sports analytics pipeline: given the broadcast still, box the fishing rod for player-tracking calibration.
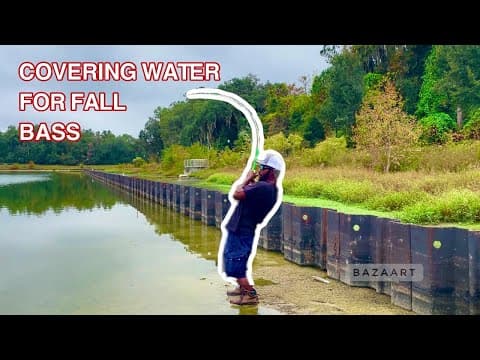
[186,88,286,286]
[186,88,267,284]
[186,88,264,171]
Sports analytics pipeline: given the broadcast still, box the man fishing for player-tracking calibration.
[185,88,285,306]
[223,151,284,305]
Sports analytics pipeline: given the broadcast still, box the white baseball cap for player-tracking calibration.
[257,151,285,172]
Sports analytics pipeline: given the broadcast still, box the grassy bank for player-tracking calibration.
[97,162,480,229]
[4,162,480,230]
[194,165,480,230]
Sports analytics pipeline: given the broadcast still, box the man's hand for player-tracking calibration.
[244,170,258,185]
[233,170,258,201]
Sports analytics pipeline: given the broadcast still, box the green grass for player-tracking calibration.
[194,170,480,230]
[191,181,480,228]
[399,190,480,225]
[283,195,395,217]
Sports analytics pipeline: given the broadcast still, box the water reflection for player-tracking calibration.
[109,188,281,315]
[0,173,281,315]
[0,172,50,186]
[0,172,120,215]
[124,192,220,263]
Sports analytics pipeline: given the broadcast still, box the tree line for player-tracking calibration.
[2,45,480,168]
[0,128,142,165]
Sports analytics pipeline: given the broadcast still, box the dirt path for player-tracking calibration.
[249,249,415,315]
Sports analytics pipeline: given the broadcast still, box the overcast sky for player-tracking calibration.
[0,45,329,137]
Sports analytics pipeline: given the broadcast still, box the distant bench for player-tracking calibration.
[180,159,209,178]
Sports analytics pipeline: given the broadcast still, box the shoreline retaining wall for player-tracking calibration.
[84,170,480,315]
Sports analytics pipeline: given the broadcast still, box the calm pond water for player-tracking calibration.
[0,172,281,315]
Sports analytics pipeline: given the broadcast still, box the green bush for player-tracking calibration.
[132,156,146,167]
[321,179,376,204]
[264,132,290,155]
[188,142,211,159]
[205,173,237,185]
[399,201,442,224]
[233,129,251,154]
[400,189,480,224]
[160,143,220,174]
[300,136,347,167]
[419,112,456,144]
[215,148,245,168]
[160,145,189,173]
[364,73,383,92]
[366,191,427,211]
[414,141,480,172]
[463,108,480,140]
[264,132,304,157]
[286,133,305,156]
[283,179,325,197]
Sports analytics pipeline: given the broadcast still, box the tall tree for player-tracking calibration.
[0,126,139,165]
[416,46,450,118]
[353,78,419,173]
[303,116,325,146]
[417,45,480,126]
[320,49,365,141]
[263,83,293,136]
[352,45,431,114]
[219,74,268,114]
[435,45,480,127]
[392,45,432,115]
[139,116,164,160]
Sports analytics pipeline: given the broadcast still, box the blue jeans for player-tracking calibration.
[224,232,254,278]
